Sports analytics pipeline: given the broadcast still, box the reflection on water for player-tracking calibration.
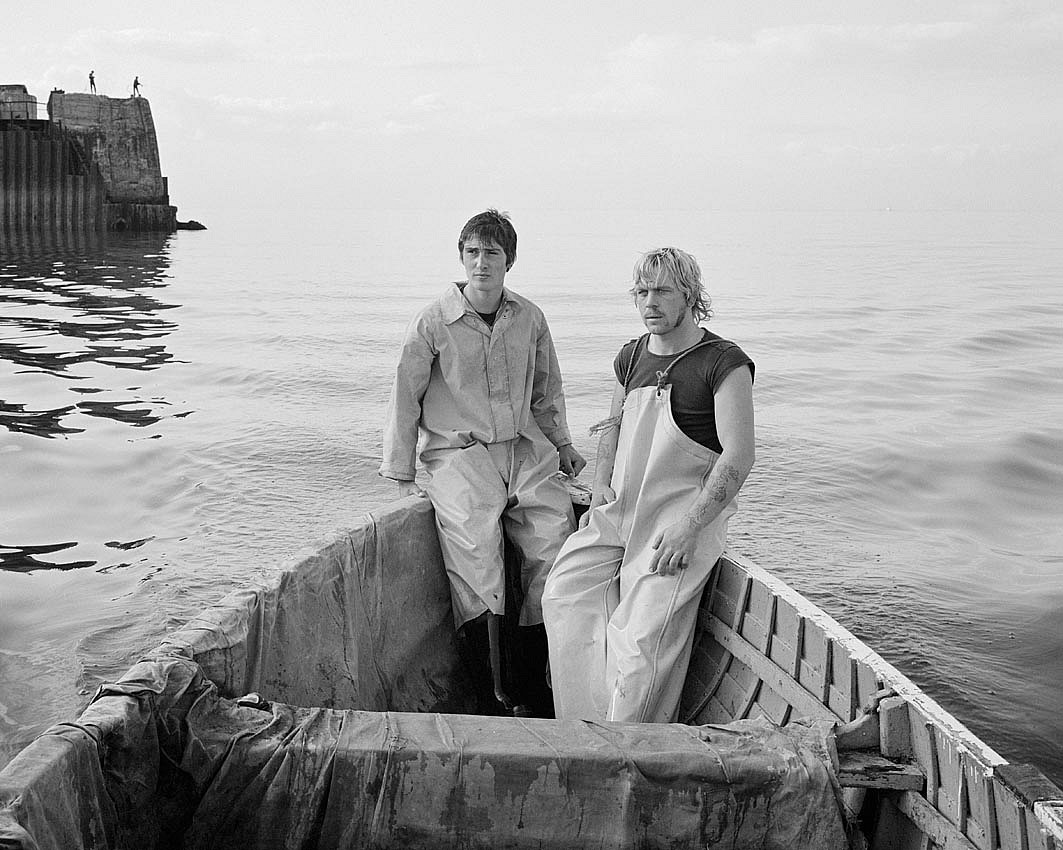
[0,230,184,571]
[0,542,95,572]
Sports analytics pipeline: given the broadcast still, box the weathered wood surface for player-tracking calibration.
[680,552,1063,850]
[837,750,925,791]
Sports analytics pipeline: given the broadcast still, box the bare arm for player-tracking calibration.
[651,366,755,575]
[579,381,625,527]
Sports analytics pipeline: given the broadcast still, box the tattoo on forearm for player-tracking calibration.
[686,462,743,527]
[713,462,742,501]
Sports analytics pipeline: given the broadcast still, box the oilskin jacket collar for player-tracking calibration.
[440,281,516,325]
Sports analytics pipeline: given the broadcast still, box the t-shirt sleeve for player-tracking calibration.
[709,343,755,392]
[612,339,640,385]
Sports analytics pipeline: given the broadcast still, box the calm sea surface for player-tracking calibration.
[1,207,1061,783]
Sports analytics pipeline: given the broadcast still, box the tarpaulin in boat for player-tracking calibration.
[0,498,471,848]
[0,655,851,849]
[0,499,853,849]
[178,695,852,849]
[0,656,852,849]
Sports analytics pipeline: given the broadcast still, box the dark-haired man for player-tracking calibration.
[543,247,755,724]
[381,209,585,715]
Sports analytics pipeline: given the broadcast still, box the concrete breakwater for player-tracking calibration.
[0,118,107,232]
[1,85,178,233]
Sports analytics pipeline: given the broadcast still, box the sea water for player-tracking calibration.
[1,207,1061,783]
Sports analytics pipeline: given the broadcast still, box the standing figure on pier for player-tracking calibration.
[132,76,140,97]
[380,208,585,718]
[89,70,96,94]
[543,246,756,724]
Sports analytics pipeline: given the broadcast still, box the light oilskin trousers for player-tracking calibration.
[424,426,575,629]
[543,382,736,723]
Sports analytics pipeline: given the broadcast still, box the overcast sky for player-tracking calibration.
[4,1,1061,217]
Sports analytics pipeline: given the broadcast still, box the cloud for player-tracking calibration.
[617,32,681,62]
[578,7,1063,132]
[284,50,351,69]
[721,13,1062,75]
[739,21,977,62]
[781,139,1009,167]
[378,119,424,136]
[410,93,446,113]
[206,93,324,116]
[310,119,344,134]
[382,57,487,72]
[603,10,1062,90]
[160,90,340,140]
[65,27,250,63]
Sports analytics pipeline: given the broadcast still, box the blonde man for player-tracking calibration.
[543,247,755,723]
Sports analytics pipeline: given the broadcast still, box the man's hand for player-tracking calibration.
[398,481,426,499]
[579,485,615,527]
[558,444,587,478]
[649,518,700,576]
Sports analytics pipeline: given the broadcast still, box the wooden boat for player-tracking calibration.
[1,494,1061,849]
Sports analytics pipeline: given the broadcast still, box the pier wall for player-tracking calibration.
[0,121,106,232]
[0,88,176,233]
[48,92,176,232]
[48,93,168,204]
[0,85,37,120]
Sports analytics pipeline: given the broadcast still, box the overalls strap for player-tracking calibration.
[622,333,724,395]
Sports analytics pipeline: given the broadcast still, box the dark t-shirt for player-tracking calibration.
[612,329,754,453]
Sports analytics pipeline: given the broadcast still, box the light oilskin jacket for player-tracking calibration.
[381,282,576,628]
[380,283,573,480]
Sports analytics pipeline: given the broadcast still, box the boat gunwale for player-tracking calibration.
[710,549,1063,847]
[716,549,1007,765]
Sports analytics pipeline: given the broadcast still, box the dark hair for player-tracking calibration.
[458,209,517,269]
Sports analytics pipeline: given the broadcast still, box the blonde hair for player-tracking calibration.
[630,247,712,322]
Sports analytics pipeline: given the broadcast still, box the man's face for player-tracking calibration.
[461,236,508,297]
[634,274,690,334]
